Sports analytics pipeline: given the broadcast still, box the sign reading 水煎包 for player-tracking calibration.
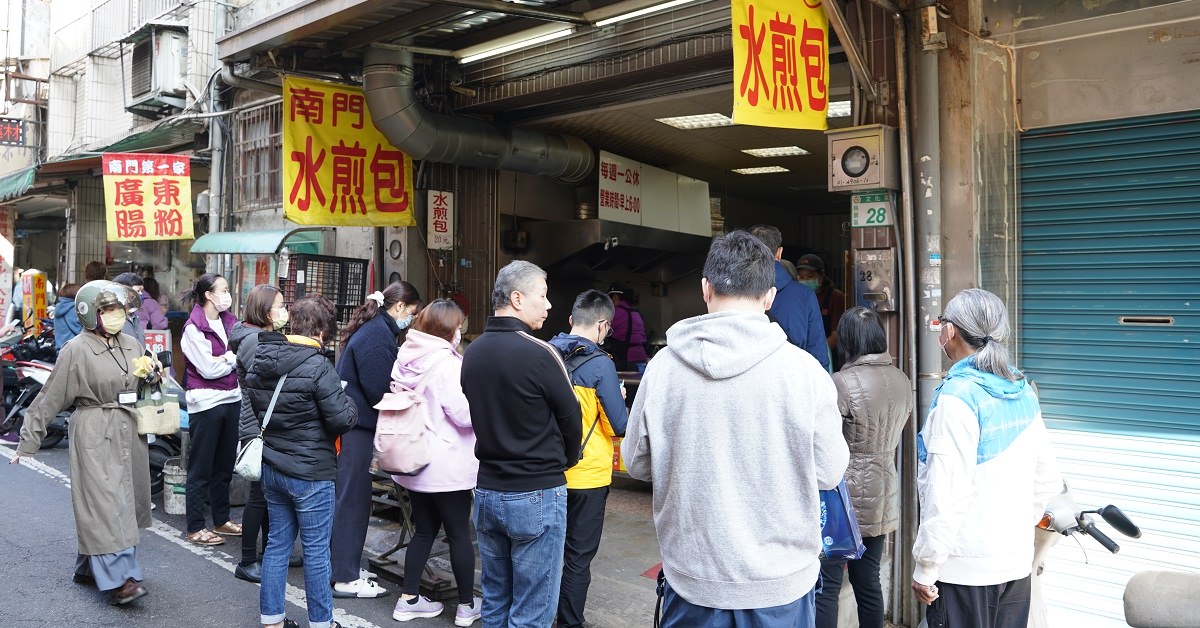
[102,153,194,241]
[731,0,829,131]
[283,75,416,227]
[427,190,454,250]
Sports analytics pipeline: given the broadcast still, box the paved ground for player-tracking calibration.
[0,441,662,627]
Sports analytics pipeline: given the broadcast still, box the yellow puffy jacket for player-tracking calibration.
[549,334,629,489]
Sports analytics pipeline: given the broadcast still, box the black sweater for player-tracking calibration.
[240,332,358,481]
[461,316,582,491]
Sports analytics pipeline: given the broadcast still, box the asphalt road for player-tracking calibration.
[0,442,660,627]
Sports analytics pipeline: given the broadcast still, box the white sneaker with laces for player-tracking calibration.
[393,595,444,621]
[332,577,388,598]
[454,596,482,626]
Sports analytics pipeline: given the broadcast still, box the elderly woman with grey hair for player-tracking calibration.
[911,288,1063,628]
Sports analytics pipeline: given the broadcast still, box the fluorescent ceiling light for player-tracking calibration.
[733,166,790,175]
[656,113,734,129]
[592,0,698,27]
[455,23,576,64]
[742,146,810,158]
[827,100,852,118]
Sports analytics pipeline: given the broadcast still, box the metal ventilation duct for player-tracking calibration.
[362,47,595,183]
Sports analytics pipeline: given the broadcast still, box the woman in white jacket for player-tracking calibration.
[387,299,481,626]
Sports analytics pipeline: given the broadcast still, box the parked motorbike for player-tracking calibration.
[1123,569,1200,627]
[0,359,69,449]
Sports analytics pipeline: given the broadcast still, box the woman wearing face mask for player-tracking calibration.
[228,284,289,582]
[180,273,243,546]
[329,281,421,598]
[11,280,154,605]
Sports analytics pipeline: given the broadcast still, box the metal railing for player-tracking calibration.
[51,13,91,73]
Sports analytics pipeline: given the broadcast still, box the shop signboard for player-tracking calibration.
[0,118,24,146]
[0,235,12,321]
[731,0,829,130]
[145,329,171,357]
[282,75,416,228]
[851,191,895,227]
[428,190,454,250]
[101,153,195,241]
[20,271,47,335]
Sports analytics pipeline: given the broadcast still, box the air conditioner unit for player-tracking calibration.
[123,22,188,118]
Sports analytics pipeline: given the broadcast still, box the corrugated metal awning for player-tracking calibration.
[190,228,326,254]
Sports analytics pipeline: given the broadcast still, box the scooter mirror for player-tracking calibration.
[1098,505,1142,539]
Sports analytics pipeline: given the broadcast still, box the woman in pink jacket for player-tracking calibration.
[389,299,481,626]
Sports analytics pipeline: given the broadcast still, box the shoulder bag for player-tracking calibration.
[234,374,288,482]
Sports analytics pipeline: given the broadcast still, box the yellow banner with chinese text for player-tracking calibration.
[283,76,416,227]
[102,153,195,241]
[731,0,828,131]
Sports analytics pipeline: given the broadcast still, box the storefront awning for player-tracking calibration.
[0,167,36,202]
[190,227,326,255]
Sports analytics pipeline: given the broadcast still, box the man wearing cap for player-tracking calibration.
[748,225,830,370]
[605,283,648,372]
[796,254,846,370]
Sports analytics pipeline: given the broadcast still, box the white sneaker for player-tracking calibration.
[332,578,388,598]
[393,595,444,621]
[454,596,482,626]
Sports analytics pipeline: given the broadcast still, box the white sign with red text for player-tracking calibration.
[598,151,642,226]
[145,329,171,357]
[427,190,454,250]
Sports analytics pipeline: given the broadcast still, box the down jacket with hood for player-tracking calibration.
[388,328,477,493]
[239,331,358,481]
[832,352,913,537]
[622,310,848,611]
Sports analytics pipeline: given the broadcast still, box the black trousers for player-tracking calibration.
[330,428,377,583]
[186,401,240,533]
[557,486,610,628]
[815,534,887,628]
[241,480,269,564]
[401,488,475,605]
[925,575,1032,628]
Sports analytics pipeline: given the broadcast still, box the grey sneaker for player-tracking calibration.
[455,597,482,626]
[393,595,444,622]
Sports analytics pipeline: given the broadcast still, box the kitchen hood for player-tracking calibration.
[521,219,714,280]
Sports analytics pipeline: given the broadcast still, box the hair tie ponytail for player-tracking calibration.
[983,335,994,345]
[366,291,385,306]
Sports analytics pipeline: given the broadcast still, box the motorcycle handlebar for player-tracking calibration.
[1083,521,1121,553]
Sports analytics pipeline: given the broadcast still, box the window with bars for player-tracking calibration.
[233,99,283,210]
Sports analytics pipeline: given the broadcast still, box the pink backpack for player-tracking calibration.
[373,356,448,476]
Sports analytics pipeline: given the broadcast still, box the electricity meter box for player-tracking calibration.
[854,248,896,312]
[826,125,899,192]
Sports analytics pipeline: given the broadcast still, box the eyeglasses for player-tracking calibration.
[937,315,954,327]
[597,319,614,338]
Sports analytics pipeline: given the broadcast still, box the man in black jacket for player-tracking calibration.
[462,260,582,627]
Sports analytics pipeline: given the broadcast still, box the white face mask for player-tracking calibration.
[271,308,289,330]
[452,329,462,348]
[213,291,232,312]
[101,310,126,335]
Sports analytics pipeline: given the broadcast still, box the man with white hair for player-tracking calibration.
[462,260,582,627]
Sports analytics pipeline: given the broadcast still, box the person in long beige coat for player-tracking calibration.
[814,306,913,628]
[12,280,152,605]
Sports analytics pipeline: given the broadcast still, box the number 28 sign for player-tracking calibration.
[851,191,895,227]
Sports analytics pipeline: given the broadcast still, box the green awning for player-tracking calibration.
[0,167,35,202]
[190,228,326,255]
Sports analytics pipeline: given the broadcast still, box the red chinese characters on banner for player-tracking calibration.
[283,76,416,227]
[427,190,454,250]
[102,153,194,241]
[732,0,828,130]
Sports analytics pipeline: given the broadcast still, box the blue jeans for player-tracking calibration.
[661,576,817,628]
[260,464,336,628]
[474,485,568,628]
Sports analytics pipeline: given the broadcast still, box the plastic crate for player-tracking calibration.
[278,253,368,325]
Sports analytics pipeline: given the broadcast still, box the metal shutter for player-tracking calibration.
[1020,112,1200,625]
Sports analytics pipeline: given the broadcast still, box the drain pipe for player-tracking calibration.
[219,64,281,95]
[362,46,595,183]
[208,3,228,276]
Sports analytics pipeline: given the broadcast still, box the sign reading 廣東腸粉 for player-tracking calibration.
[102,153,194,241]
[731,0,828,131]
[283,76,416,227]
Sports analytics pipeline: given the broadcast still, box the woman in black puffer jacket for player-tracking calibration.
[241,295,357,628]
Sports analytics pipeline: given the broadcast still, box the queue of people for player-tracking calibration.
[9,236,1061,628]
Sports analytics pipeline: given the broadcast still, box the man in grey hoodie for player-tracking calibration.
[622,230,849,626]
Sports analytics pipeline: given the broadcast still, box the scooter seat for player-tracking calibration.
[1124,570,1200,627]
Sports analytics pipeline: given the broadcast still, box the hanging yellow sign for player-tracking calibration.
[731,0,829,130]
[102,153,195,241]
[282,75,416,227]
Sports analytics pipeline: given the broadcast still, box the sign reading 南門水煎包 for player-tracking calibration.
[731,0,828,131]
[283,76,416,227]
[102,153,194,241]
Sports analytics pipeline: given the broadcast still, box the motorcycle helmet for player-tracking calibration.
[75,280,127,331]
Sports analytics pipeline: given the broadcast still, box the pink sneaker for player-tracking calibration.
[392,595,444,622]
[455,596,482,626]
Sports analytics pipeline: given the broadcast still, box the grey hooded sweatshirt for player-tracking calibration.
[622,310,849,610]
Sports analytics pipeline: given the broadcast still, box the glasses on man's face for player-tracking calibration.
[598,319,614,338]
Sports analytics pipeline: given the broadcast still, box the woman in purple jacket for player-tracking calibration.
[389,299,480,626]
[180,273,242,546]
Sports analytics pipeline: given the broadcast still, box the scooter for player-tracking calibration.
[0,359,70,449]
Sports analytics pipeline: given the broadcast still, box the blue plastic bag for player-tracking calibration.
[819,479,867,560]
